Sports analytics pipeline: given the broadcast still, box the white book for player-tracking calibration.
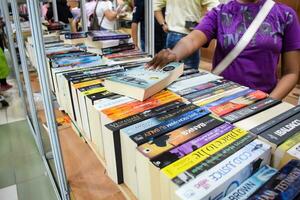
[176,139,271,200]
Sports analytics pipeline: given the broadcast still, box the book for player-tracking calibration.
[88,30,131,41]
[100,91,182,184]
[85,38,129,49]
[104,49,147,59]
[223,165,277,200]
[249,160,300,200]
[176,139,271,200]
[222,97,281,123]
[250,105,300,135]
[64,32,88,39]
[104,62,184,101]
[102,43,136,55]
[273,132,300,169]
[278,142,300,169]
[209,90,268,116]
[120,105,208,197]
[53,56,102,68]
[258,112,300,152]
[137,115,224,159]
[151,123,235,169]
[168,73,222,92]
[172,133,257,187]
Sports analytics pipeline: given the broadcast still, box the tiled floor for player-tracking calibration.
[0,120,58,200]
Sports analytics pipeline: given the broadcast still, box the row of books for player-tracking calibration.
[33,31,300,200]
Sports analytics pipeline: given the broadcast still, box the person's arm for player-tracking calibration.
[131,22,139,48]
[154,11,168,33]
[147,30,208,68]
[270,51,299,100]
[104,9,119,21]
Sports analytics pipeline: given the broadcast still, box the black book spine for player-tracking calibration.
[259,113,300,146]
[222,98,281,123]
[250,105,300,135]
[102,44,135,55]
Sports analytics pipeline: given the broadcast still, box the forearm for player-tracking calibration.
[154,10,165,25]
[270,72,298,100]
[105,10,118,21]
[131,23,138,47]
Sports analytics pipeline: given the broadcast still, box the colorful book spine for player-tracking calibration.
[176,139,271,200]
[222,98,281,123]
[250,105,300,135]
[223,165,277,200]
[65,32,88,39]
[203,89,253,108]
[176,79,227,96]
[105,101,185,131]
[209,90,268,116]
[102,43,135,55]
[172,133,257,186]
[151,123,234,169]
[137,115,224,159]
[161,127,249,179]
[121,104,199,136]
[249,160,300,200]
[259,113,300,146]
[90,33,131,41]
[130,107,210,145]
[184,82,238,102]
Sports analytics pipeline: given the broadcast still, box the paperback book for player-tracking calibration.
[88,30,131,41]
[104,62,184,101]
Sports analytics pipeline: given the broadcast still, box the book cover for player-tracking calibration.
[137,115,224,159]
[172,133,257,186]
[176,139,271,200]
[223,97,281,123]
[223,165,277,200]
[161,127,249,179]
[259,113,300,149]
[130,107,210,145]
[209,90,268,116]
[249,160,300,200]
[104,62,184,101]
[54,56,101,67]
[250,105,300,135]
[88,30,131,41]
[151,123,234,169]
[102,43,135,55]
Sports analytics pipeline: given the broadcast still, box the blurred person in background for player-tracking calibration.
[154,0,220,69]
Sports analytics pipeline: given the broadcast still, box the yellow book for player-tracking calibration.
[161,127,248,179]
[279,142,300,169]
[73,79,103,89]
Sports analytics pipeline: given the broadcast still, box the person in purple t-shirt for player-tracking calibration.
[147,0,300,100]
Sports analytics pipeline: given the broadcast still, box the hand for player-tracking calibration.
[146,48,178,69]
[162,24,169,33]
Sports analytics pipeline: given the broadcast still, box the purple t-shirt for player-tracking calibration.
[196,0,300,93]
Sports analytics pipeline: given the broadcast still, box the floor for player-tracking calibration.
[0,120,57,200]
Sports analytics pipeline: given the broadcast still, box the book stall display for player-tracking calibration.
[4,0,300,200]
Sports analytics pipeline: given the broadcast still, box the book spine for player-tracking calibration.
[65,32,87,39]
[222,98,281,123]
[92,34,130,41]
[161,127,249,179]
[250,105,300,135]
[177,79,228,96]
[249,160,300,200]
[209,90,268,117]
[202,88,253,109]
[102,43,135,55]
[151,123,234,169]
[137,115,224,159]
[259,113,300,146]
[176,139,271,200]
[183,82,237,101]
[130,107,210,145]
[172,133,256,186]
[105,101,185,131]
[223,165,277,200]
[121,104,199,136]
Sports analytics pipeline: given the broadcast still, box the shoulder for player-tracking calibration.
[272,2,298,17]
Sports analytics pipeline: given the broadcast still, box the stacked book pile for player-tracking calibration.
[28,31,300,200]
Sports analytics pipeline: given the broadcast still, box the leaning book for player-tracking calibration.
[104,62,184,101]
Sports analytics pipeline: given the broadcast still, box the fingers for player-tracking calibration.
[146,49,177,69]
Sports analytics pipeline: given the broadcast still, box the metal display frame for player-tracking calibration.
[145,0,155,56]
[80,0,88,32]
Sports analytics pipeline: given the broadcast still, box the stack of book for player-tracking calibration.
[63,32,88,45]
[85,30,133,54]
